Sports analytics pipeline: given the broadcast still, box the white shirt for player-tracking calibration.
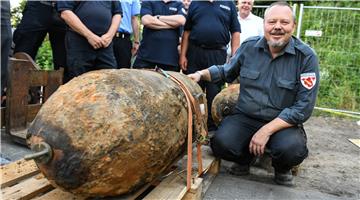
[238,12,264,44]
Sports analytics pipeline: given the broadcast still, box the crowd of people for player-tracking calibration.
[1,0,319,187]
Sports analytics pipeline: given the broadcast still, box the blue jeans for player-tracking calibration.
[210,111,308,172]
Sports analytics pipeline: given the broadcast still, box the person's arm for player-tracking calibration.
[230,32,240,56]
[157,15,186,28]
[179,30,190,71]
[141,15,174,29]
[60,10,103,49]
[131,15,140,55]
[101,14,122,48]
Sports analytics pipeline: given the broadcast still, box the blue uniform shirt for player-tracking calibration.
[57,1,122,35]
[118,0,140,34]
[209,36,320,124]
[184,1,240,46]
[137,0,186,67]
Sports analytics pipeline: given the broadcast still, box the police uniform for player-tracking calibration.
[113,0,141,68]
[57,1,122,81]
[209,36,320,173]
[13,1,66,71]
[1,0,11,97]
[184,1,240,131]
[133,0,185,72]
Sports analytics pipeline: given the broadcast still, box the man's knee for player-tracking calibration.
[272,142,308,166]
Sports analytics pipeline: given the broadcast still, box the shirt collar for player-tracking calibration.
[254,36,296,55]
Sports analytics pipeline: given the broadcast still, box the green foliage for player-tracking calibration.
[36,38,54,70]
[10,0,26,27]
[300,5,360,112]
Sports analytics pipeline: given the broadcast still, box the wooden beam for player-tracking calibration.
[0,159,40,188]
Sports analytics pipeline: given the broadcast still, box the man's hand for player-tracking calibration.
[87,34,103,49]
[187,72,201,82]
[249,127,271,156]
[179,55,188,71]
[100,33,113,48]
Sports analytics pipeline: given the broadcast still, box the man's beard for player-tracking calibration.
[267,39,287,48]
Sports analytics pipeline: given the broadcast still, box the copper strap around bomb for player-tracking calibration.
[154,68,207,191]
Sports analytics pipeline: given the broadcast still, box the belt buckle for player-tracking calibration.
[122,33,124,39]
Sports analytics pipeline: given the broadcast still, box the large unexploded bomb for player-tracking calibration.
[211,84,240,125]
[26,69,207,197]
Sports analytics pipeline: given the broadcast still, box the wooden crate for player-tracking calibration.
[1,146,219,200]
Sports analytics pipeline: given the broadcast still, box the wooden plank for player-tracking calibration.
[1,107,5,127]
[143,170,188,200]
[42,69,63,101]
[349,139,360,148]
[144,146,218,200]
[2,174,53,200]
[182,178,203,200]
[0,159,40,188]
[34,188,84,200]
[6,59,31,134]
[27,104,42,122]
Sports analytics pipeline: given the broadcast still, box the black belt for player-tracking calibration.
[192,43,227,50]
[39,1,56,8]
[115,32,130,39]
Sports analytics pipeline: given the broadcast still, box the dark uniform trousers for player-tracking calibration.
[1,0,11,96]
[132,57,180,72]
[13,1,66,71]
[113,32,132,68]
[65,31,117,81]
[185,43,227,131]
[210,111,309,172]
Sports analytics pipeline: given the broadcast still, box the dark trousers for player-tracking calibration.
[65,31,117,81]
[113,32,132,68]
[185,43,227,131]
[210,112,308,172]
[13,1,66,71]
[133,57,180,72]
[1,0,11,95]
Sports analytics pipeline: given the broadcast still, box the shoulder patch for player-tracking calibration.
[300,72,316,90]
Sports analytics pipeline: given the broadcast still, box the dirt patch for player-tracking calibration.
[220,116,360,199]
[297,116,360,198]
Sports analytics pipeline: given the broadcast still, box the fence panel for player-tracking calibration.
[298,5,360,111]
[253,4,360,112]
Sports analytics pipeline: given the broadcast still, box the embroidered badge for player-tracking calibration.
[219,4,230,11]
[181,8,187,15]
[169,7,177,12]
[300,72,316,90]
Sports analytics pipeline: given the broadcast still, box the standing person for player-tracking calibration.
[1,0,11,106]
[57,1,122,81]
[188,2,319,186]
[237,0,263,44]
[12,1,68,80]
[132,0,186,72]
[113,0,141,69]
[179,0,240,131]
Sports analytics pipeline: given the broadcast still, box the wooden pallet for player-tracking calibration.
[1,146,219,200]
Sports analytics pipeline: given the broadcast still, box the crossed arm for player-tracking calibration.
[141,14,185,29]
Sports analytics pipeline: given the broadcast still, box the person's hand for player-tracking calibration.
[100,33,113,48]
[187,72,201,82]
[131,42,140,56]
[249,127,271,156]
[87,33,103,49]
[179,55,188,71]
